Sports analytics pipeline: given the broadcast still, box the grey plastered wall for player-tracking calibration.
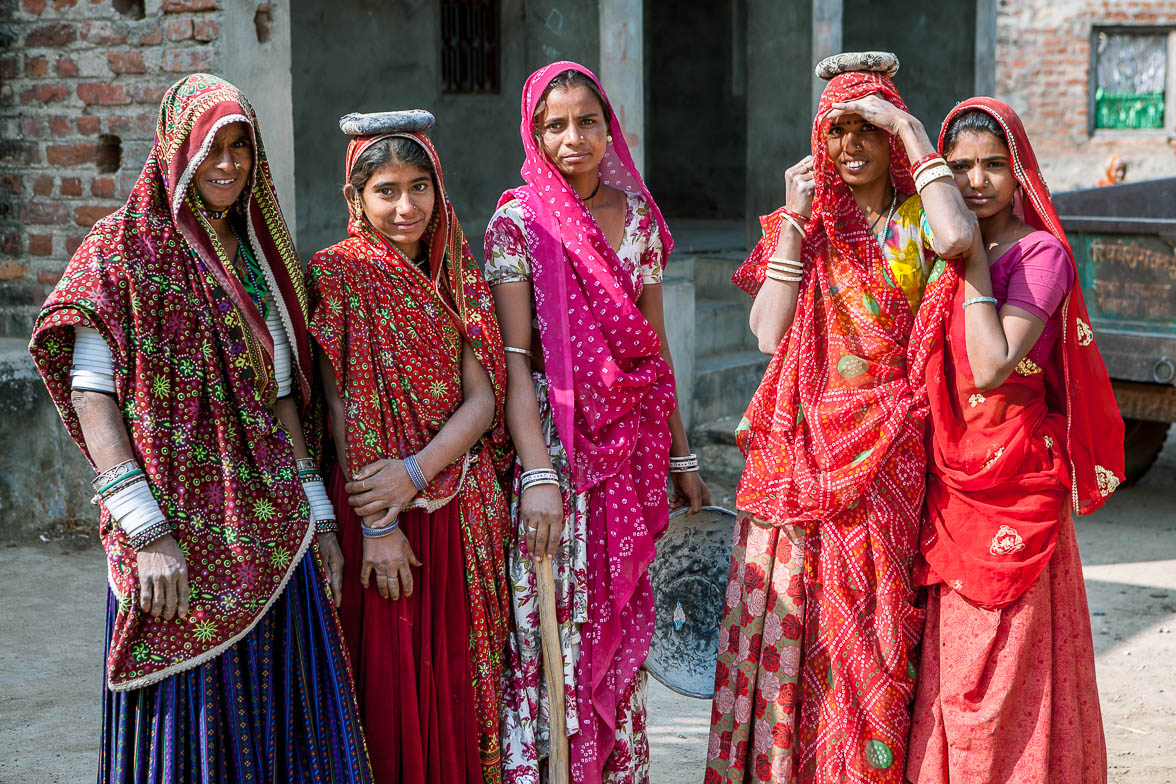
[289,0,599,263]
[744,0,813,245]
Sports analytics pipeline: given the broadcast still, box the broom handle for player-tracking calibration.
[535,555,570,784]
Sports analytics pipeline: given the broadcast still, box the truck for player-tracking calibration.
[1054,177,1176,482]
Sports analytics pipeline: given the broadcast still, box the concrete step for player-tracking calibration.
[690,253,748,302]
[695,299,757,356]
[692,349,770,425]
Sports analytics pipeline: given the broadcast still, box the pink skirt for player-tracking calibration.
[907,511,1106,783]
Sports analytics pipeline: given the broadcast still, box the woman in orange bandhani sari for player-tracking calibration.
[706,52,976,783]
[307,113,512,784]
[906,97,1124,784]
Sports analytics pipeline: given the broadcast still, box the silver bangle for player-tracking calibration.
[504,346,533,357]
[403,454,428,492]
[669,453,699,473]
[962,296,999,309]
[361,519,400,538]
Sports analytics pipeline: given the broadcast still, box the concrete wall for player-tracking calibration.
[289,0,600,262]
[997,0,1176,191]
[646,0,748,219]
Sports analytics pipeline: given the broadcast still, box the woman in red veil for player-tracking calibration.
[906,97,1125,784]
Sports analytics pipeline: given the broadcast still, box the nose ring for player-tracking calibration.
[233,162,242,169]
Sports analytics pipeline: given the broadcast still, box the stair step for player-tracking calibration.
[695,300,757,356]
[692,350,770,425]
[691,253,748,302]
[691,416,746,491]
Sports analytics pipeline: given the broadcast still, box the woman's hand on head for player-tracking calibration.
[785,155,816,218]
[829,95,913,137]
[346,458,417,520]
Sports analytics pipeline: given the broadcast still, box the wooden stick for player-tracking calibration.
[535,555,570,784]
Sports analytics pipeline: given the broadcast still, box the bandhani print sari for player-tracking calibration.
[307,130,511,784]
[707,70,958,784]
[29,74,370,783]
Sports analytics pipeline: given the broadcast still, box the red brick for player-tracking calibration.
[20,115,46,137]
[193,18,218,41]
[22,0,46,13]
[22,202,68,224]
[25,56,47,77]
[165,17,193,40]
[1,174,22,195]
[26,23,76,47]
[33,175,53,196]
[131,83,167,105]
[47,143,100,166]
[0,56,16,80]
[80,21,128,45]
[162,0,216,11]
[50,115,71,137]
[21,84,68,104]
[0,234,21,258]
[55,56,79,77]
[107,50,146,73]
[76,116,101,135]
[54,0,77,8]
[136,22,163,46]
[60,177,82,197]
[135,111,155,134]
[78,83,130,106]
[161,48,214,73]
[0,261,28,281]
[66,235,86,255]
[37,267,65,284]
[28,235,53,257]
[75,204,115,226]
[91,176,115,198]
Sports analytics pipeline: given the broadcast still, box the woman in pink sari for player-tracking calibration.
[484,62,708,783]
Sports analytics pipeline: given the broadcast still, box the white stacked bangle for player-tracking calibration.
[915,163,953,193]
[520,468,560,492]
[779,212,807,239]
[912,155,947,182]
[92,459,170,550]
[266,307,293,398]
[296,457,336,533]
[766,257,805,284]
[71,326,117,394]
[669,453,700,473]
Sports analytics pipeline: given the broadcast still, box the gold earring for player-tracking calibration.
[233,161,242,169]
[351,195,364,217]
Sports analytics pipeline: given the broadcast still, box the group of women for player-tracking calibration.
[29,48,1122,784]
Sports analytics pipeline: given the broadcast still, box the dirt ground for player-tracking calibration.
[2,443,1174,783]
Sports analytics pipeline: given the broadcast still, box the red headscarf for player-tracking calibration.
[919,97,1125,608]
[30,74,319,690]
[497,61,676,781]
[732,70,958,526]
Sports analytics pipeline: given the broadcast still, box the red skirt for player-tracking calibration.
[907,511,1106,783]
[331,467,482,784]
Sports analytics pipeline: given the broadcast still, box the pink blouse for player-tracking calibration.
[990,230,1074,361]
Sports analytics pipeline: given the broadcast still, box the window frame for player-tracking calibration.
[1088,24,1176,137]
[439,0,501,96]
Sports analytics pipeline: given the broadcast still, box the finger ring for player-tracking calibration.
[527,526,538,532]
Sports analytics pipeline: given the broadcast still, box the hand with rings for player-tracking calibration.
[520,478,563,561]
[346,457,417,528]
[785,154,816,219]
[360,525,421,601]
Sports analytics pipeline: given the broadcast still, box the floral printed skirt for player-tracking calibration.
[500,374,650,784]
[99,551,372,784]
[707,493,924,783]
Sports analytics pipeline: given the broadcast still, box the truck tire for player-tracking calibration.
[1122,418,1170,485]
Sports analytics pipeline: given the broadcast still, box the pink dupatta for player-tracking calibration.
[497,61,676,780]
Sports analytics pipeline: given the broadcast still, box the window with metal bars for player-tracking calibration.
[441,0,500,94]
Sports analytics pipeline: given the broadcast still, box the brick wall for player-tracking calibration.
[0,0,223,337]
[996,0,1176,192]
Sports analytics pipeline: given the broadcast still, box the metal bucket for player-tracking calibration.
[643,505,737,699]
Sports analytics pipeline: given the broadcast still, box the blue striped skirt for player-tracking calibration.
[99,552,372,783]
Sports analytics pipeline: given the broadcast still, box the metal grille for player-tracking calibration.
[441,0,499,94]
[1094,31,1167,130]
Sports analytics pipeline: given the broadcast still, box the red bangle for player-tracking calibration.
[909,152,942,175]
[781,207,809,235]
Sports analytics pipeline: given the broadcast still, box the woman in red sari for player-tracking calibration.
[906,97,1125,784]
[707,53,976,783]
[307,113,512,784]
